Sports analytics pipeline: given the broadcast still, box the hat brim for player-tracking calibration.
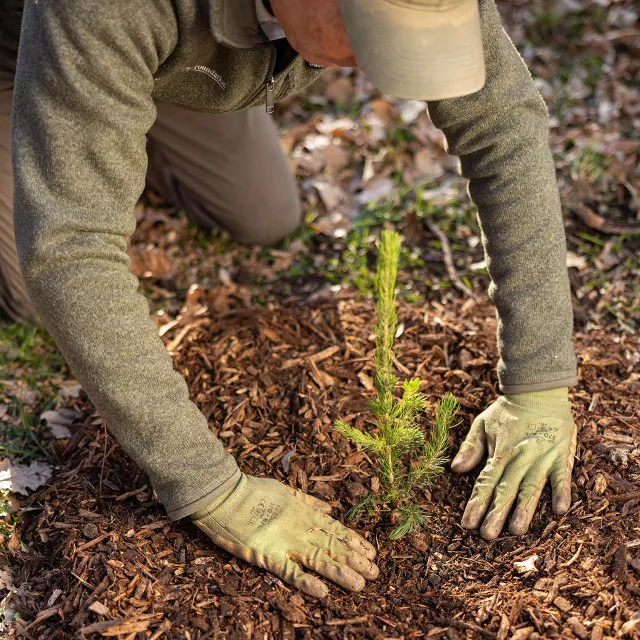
[340,0,486,101]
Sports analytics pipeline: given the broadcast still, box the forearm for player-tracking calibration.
[427,0,577,391]
[18,237,239,518]
[12,0,239,518]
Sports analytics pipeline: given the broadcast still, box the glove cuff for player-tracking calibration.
[191,471,245,522]
[504,388,571,419]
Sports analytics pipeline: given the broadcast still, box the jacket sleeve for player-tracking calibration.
[12,0,239,519]
[426,0,577,393]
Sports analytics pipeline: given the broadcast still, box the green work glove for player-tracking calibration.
[191,474,379,598]
[451,388,576,540]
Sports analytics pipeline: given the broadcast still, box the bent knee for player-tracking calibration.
[229,196,302,247]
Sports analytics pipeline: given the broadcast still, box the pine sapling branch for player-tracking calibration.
[334,230,460,539]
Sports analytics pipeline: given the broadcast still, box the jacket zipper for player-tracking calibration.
[263,44,277,113]
[265,76,275,113]
[261,49,324,113]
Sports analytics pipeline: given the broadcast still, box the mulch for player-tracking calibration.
[6,292,639,639]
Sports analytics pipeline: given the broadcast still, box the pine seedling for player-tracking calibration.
[335,230,460,540]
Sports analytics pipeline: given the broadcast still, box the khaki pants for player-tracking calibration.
[0,86,301,324]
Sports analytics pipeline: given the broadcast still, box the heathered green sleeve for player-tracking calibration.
[427,0,578,393]
[12,0,240,519]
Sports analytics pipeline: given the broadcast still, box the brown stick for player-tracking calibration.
[608,490,640,503]
[425,218,478,300]
[574,203,640,235]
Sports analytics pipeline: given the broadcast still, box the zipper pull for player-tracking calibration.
[265,77,275,114]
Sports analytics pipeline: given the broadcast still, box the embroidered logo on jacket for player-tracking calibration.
[184,65,227,90]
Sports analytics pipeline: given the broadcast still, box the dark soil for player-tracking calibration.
[7,294,639,639]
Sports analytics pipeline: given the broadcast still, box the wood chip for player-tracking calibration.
[567,616,589,640]
[88,601,110,616]
[553,596,572,612]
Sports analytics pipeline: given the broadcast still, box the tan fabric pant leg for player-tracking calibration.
[146,103,301,246]
[0,82,38,324]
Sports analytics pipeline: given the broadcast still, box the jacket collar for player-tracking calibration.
[210,0,265,49]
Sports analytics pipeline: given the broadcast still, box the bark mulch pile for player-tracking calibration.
[6,293,639,639]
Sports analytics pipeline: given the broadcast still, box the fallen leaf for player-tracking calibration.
[2,381,37,407]
[311,212,351,238]
[326,76,353,103]
[369,98,394,123]
[355,177,395,206]
[566,251,588,270]
[59,383,83,399]
[322,144,350,172]
[413,148,444,182]
[128,244,176,280]
[399,100,427,125]
[595,241,621,270]
[41,408,83,439]
[312,180,348,212]
[316,117,358,135]
[0,568,14,590]
[0,458,53,495]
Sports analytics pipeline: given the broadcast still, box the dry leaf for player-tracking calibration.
[312,180,348,212]
[2,381,37,407]
[322,144,350,172]
[0,458,53,495]
[0,568,14,590]
[595,241,621,270]
[41,408,83,439]
[399,100,427,125]
[566,251,588,270]
[355,177,395,206]
[128,244,176,280]
[59,383,83,399]
[326,76,353,103]
[413,148,444,182]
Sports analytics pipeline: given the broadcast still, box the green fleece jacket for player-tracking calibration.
[8,0,577,519]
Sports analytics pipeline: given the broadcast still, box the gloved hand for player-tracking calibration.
[191,474,379,598]
[451,388,576,540]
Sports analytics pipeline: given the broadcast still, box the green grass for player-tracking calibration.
[277,180,482,298]
[0,322,65,543]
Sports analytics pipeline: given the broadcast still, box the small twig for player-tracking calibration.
[608,490,640,503]
[149,620,173,640]
[99,421,108,496]
[75,531,112,554]
[115,485,148,502]
[425,218,477,300]
[560,541,584,568]
[324,616,369,626]
[573,203,640,235]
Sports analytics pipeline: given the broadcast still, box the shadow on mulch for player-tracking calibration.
[7,295,640,639]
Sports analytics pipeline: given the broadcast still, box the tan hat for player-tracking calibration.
[340,0,486,101]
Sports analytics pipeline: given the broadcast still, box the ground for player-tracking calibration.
[1,1,639,638]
